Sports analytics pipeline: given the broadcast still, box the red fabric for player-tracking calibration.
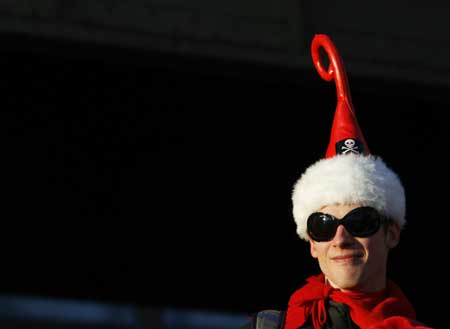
[369,316,433,329]
[285,274,431,329]
[324,98,369,158]
[310,35,369,159]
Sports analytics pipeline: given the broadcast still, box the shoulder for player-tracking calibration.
[240,310,286,329]
[367,316,435,329]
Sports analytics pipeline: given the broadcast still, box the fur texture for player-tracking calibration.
[292,154,405,241]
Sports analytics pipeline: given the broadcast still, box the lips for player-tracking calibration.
[332,254,363,261]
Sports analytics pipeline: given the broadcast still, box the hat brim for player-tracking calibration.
[292,154,406,241]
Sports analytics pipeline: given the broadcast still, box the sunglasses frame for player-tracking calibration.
[307,206,387,242]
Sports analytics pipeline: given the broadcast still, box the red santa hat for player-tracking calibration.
[292,34,406,241]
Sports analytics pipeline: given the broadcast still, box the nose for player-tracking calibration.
[332,224,355,247]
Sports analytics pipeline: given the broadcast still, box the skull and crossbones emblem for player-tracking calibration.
[341,138,360,154]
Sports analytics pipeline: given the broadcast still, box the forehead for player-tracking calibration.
[317,203,363,218]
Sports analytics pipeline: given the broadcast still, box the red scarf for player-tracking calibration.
[285,274,431,329]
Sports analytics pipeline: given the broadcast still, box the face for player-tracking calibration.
[309,203,400,292]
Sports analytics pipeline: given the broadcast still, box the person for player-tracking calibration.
[241,34,433,329]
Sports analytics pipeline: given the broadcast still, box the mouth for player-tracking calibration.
[331,254,363,262]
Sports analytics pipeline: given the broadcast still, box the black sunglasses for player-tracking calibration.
[307,206,386,242]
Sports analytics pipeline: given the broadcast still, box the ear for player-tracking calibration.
[385,221,401,249]
[309,239,319,258]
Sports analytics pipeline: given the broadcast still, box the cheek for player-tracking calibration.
[311,242,329,259]
[363,236,388,261]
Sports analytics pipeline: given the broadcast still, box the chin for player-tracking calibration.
[328,269,364,290]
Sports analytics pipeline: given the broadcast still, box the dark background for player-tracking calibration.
[1,31,448,328]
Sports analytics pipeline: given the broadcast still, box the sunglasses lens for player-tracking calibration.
[307,213,338,242]
[345,207,381,237]
[307,207,383,242]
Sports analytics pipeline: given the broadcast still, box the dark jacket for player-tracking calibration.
[241,301,359,329]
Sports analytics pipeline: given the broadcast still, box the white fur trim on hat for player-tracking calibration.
[292,153,406,241]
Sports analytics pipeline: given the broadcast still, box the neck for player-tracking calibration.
[325,276,387,293]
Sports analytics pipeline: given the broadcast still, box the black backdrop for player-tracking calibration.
[1,33,448,328]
